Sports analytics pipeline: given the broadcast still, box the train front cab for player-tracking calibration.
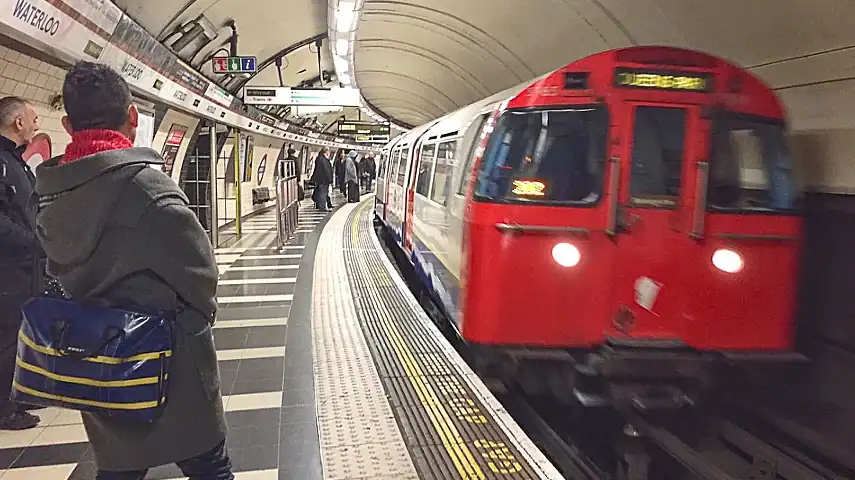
[461,48,805,401]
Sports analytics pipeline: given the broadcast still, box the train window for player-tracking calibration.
[474,107,607,205]
[431,141,457,205]
[630,106,686,207]
[458,114,490,195]
[708,115,797,212]
[396,148,409,186]
[416,143,436,197]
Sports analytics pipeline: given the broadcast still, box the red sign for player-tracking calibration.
[212,57,228,74]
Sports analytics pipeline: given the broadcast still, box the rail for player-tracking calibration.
[274,160,300,249]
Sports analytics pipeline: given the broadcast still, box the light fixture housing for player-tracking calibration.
[327,0,409,132]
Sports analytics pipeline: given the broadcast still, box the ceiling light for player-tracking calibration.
[335,39,349,55]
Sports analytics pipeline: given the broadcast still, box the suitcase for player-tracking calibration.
[347,181,359,203]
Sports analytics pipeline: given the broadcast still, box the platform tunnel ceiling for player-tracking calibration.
[113,1,855,175]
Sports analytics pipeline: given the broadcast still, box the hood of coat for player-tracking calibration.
[35,148,165,266]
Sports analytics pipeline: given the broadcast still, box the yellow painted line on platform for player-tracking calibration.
[353,201,485,480]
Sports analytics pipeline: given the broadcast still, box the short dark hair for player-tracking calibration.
[62,61,131,131]
[0,96,30,130]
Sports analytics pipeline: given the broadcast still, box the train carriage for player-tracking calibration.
[374,46,804,406]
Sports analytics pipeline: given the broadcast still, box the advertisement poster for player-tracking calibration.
[257,154,267,185]
[135,110,155,148]
[23,132,51,172]
[161,124,187,177]
[242,135,254,183]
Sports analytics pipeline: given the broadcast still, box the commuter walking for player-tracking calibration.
[310,147,333,211]
[0,96,42,431]
[33,61,233,479]
[344,150,360,203]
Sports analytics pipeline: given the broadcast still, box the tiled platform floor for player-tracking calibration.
[0,196,342,480]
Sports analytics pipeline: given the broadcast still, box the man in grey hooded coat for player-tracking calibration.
[34,62,233,478]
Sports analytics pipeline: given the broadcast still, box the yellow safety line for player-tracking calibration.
[353,203,486,479]
[13,382,165,410]
[16,357,162,388]
[18,330,172,365]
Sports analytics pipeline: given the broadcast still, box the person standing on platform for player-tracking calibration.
[34,61,234,479]
[360,153,376,192]
[344,150,360,202]
[0,96,42,431]
[333,149,345,195]
[310,147,333,211]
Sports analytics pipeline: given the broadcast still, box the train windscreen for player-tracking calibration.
[708,114,798,212]
[473,107,607,205]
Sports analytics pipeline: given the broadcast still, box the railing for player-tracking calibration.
[275,162,300,250]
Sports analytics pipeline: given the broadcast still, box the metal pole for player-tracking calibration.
[233,130,242,237]
[208,123,219,247]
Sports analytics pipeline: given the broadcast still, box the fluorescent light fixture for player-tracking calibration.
[334,55,348,73]
[335,39,349,55]
[336,1,356,31]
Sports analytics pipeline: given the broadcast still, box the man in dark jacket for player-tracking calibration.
[0,96,42,431]
[35,62,233,478]
[310,147,333,211]
[359,153,377,192]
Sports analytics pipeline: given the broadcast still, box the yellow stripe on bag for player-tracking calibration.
[15,357,163,388]
[18,330,172,364]
[13,382,165,410]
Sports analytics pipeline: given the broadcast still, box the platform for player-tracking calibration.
[0,193,562,480]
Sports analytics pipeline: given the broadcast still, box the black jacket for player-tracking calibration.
[310,153,333,185]
[0,135,39,293]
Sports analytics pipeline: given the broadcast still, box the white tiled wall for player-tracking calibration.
[0,45,69,155]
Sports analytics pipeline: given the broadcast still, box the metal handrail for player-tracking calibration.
[275,160,300,250]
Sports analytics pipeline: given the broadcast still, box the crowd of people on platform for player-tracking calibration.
[308,145,377,211]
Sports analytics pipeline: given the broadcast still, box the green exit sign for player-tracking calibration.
[212,56,257,74]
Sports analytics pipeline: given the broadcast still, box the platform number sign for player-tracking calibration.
[212,56,258,74]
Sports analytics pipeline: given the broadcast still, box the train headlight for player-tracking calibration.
[712,249,743,273]
[552,243,580,268]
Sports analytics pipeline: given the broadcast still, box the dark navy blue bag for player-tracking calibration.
[11,296,175,423]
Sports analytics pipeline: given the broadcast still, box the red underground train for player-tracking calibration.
[375,46,805,407]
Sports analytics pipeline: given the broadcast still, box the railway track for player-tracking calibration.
[376,222,850,480]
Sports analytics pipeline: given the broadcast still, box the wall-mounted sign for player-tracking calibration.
[337,121,390,136]
[135,109,155,149]
[161,124,187,176]
[212,56,257,74]
[243,86,360,107]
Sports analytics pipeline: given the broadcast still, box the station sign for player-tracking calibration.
[212,56,257,74]
[243,86,360,107]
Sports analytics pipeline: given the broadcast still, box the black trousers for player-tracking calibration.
[0,291,28,417]
[96,440,234,479]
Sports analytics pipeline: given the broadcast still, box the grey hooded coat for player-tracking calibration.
[34,148,226,472]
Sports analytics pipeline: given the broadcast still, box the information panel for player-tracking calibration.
[337,121,390,143]
[212,56,257,74]
[613,67,713,93]
[243,86,360,106]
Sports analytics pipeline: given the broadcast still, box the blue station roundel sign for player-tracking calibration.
[257,154,268,185]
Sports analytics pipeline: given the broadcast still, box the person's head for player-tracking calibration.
[61,61,137,142]
[321,147,330,156]
[0,96,39,147]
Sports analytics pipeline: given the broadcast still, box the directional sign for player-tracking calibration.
[212,56,257,74]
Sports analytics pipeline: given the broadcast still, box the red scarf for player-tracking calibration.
[60,129,134,165]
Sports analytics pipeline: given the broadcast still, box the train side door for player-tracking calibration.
[608,103,700,342]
